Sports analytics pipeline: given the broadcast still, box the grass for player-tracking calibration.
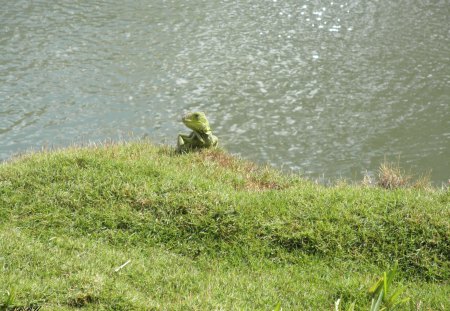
[0,141,448,310]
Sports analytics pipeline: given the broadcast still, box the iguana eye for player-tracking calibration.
[194,113,200,119]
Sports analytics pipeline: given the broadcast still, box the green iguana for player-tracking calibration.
[177,112,218,152]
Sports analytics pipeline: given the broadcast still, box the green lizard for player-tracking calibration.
[177,112,218,152]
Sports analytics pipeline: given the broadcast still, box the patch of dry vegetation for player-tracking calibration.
[376,160,433,190]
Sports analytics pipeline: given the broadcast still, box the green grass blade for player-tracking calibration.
[334,298,341,311]
[369,277,384,295]
[273,302,282,311]
[370,290,384,311]
[347,301,356,311]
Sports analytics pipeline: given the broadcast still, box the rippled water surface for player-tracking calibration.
[1,0,449,183]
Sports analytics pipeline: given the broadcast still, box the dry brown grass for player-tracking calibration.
[197,149,285,191]
[361,172,375,187]
[411,172,433,190]
[376,160,434,190]
[242,167,285,191]
[199,148,245,171]
[377,161,411,189]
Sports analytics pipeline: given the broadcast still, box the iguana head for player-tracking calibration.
[182,112,211,133]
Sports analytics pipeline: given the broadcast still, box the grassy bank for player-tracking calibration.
[0,141,448,310]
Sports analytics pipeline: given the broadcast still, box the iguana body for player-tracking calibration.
[177,112,218,152]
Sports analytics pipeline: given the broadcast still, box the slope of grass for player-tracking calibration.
[0,141,448,310]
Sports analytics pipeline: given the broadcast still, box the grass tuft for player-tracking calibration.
[377,161,411,189]
[377,160,434,191]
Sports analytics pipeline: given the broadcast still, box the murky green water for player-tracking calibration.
[1,0,449,184]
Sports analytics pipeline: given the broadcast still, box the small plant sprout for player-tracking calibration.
[368,263,409,311]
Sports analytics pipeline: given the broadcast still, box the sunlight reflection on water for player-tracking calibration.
[1,0,449,184]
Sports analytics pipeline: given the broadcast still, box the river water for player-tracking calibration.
[1,0,449,184]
